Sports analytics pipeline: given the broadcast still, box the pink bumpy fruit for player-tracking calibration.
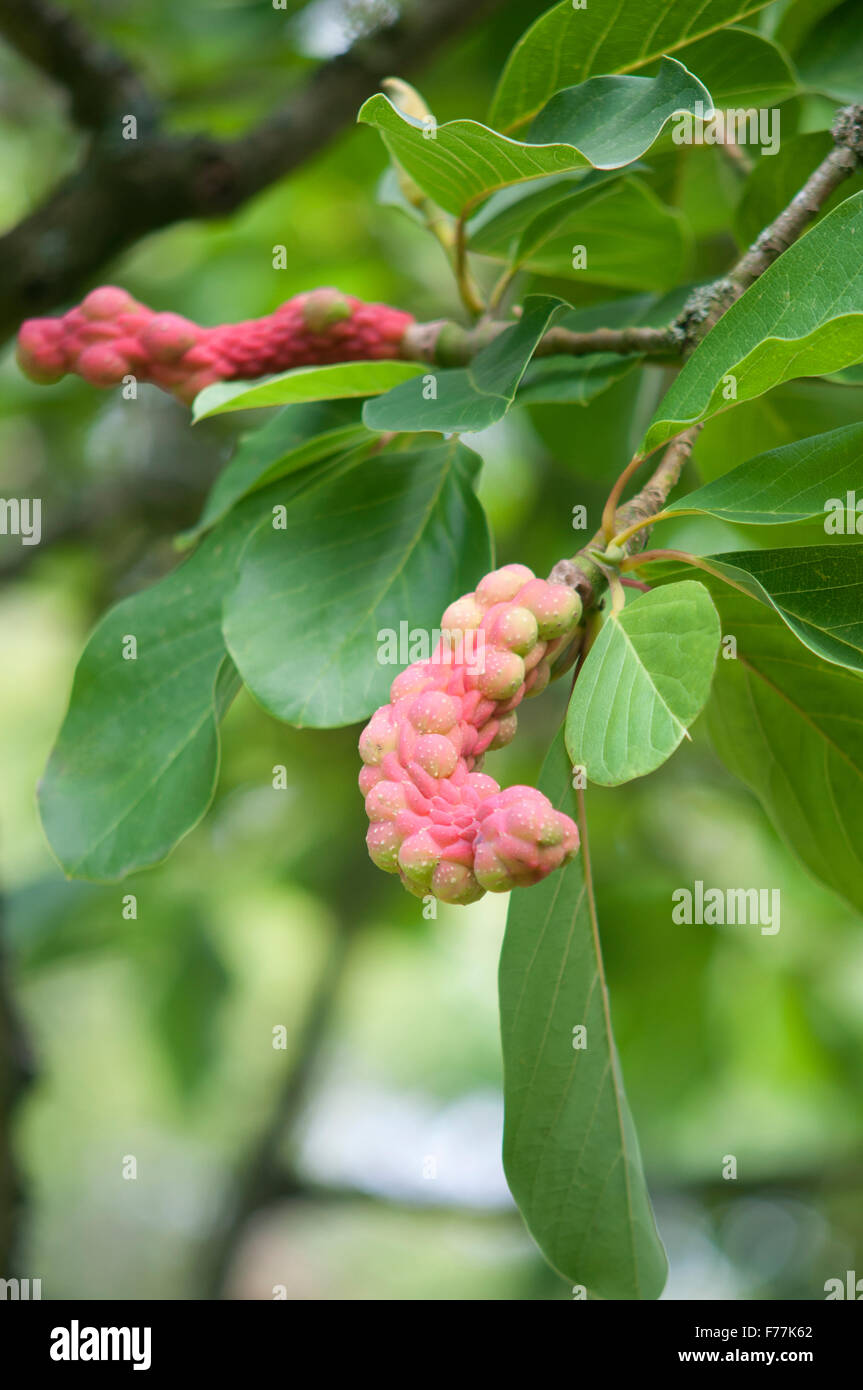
[17,287,415,404]
[358,564,582,904]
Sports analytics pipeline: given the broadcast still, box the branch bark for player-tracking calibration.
[675,104,863,342]
[404,316,680,366]
[0,0,507,340]
[731,107,863,293]
[555,107,863,603]
[0,0,158,130]
[202,906,359,1299]
[0,892,37,1276]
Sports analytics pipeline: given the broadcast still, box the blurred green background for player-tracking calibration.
[1,0,862,1300]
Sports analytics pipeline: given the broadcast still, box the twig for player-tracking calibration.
[731,106,863,292]
[453,216,486,317]
[676,104,863,341]
[552,104,863,606]
[216,1153,863,1216]
[402,316,680,367]
[0,0,158,130]
[718,135,753,177]
[202,908,358,1299]
[595,425,701,550]
[210,1153,863,1226]
[535,322,680,360]
[0,892,37,1275]
[0,0,508,339]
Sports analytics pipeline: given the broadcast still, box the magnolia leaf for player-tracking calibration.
[565,581,721,785]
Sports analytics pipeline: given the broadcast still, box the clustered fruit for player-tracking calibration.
[359,565,583,905]
[17,287,415,404]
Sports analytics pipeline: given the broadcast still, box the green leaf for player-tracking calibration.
[38,470,328,881]
[671,143,740,243]
[519,289,690,412]
[5,878,116,969]
[667,422,863,525]
[222,440,492,728]
[565,581,721,786]
[526,367,653,483]
[500,733,667,1299]
[154,920,230,1097]
[516,354,638,406]
[358,59,710,218]
[493,177,692,292]
[692,378,863,483]
[363,296,564,434]
[829,362,863,386]
[490,0,772,133]
[700,545,863,675]
[706,587,863,914]
[643,192,863,454]
[467,169,623,257]
[376,165,428,224]
[185,400,370,540]
[735,131,863,247]
[672,26,797,107]
[772,0,846,57]
[794,0,863,102]
[526,58,712,164]
[192,360,425,420]
[39,542,240,882]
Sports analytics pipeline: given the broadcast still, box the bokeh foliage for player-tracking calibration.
[2,0,863,1299]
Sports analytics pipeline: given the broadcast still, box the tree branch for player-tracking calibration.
[0,0,507,340]
[0,893,37,1275]
[554,106,863,604]
[404,316,680,365]
[731,106,863,292]
[676,104,863,343]
[0,0,157,130]
[202,905,359,1299]
[210,1155,863,1225]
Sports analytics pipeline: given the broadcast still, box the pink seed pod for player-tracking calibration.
[487,604,539,656]
[398,828,442,888]
[359,706,399,765]
[79,286,136,320]
[517,578,582,639]
[441,595,484,632]
[139,313,199,363]
[359,564,583,904]
[408,691,460,734]
[76,344,130,386]
[474,786,579,890]
[358,765,385,797]
[489,712,518,749]
[365,780,411,823]
[431,861,484,905]
[367,822,403,872]
[413,734,459,779]
[475,649,525,700]
[475,564,535,608]
[15,321,67,383]
[524,659,551,699]
[390,664,436,703]
[17,287,415,402]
